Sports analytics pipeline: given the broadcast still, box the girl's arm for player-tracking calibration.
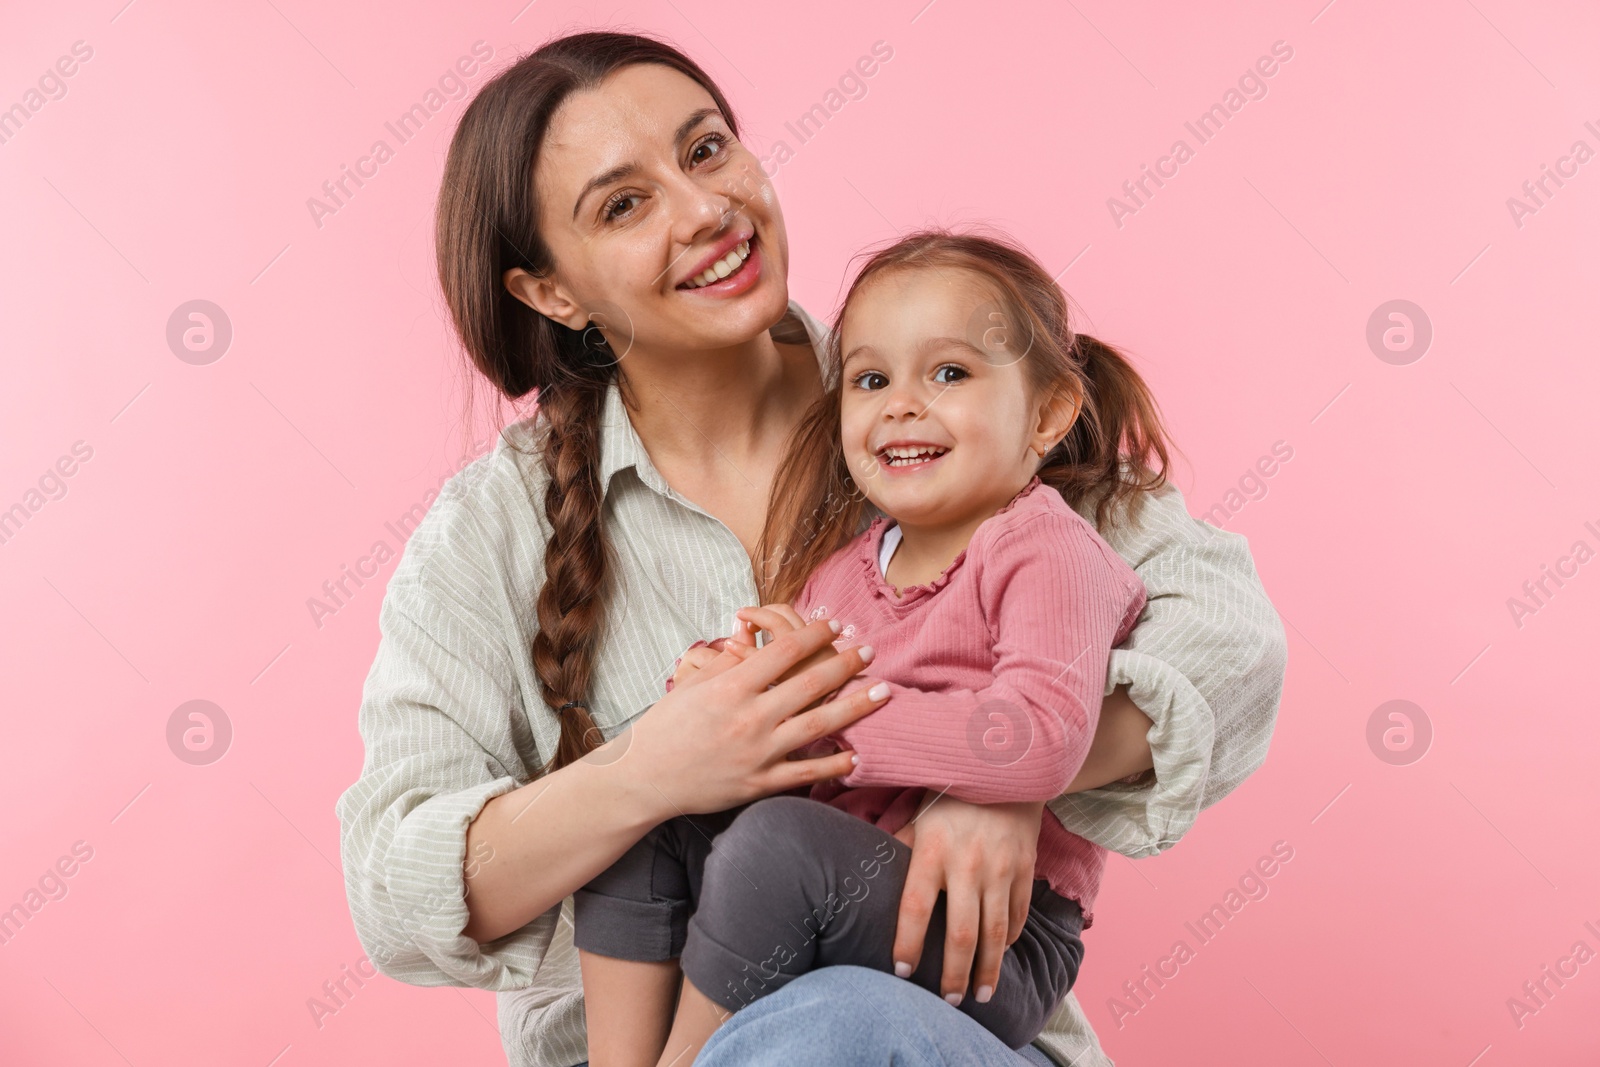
[823,513,1145,804]
[1047,474,1289,857]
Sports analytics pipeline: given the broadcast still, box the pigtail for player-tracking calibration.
[1039,332,1172,531]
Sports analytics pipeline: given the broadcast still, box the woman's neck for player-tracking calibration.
[615,326,823,558]
[620,331,805,470]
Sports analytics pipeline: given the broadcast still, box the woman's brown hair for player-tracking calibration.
[755,228,1175,605]
[434,31,741,776]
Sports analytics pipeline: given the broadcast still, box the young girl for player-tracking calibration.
[570,229,1170,1067]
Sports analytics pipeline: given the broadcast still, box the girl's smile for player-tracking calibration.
[875,439,951,474]
[839,265,1064,537]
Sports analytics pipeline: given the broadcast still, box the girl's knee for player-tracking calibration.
[715,795,828,854]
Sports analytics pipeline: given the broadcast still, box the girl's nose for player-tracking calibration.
[881,381,925,420]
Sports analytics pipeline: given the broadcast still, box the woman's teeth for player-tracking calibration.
[881,446,948,467]
[683,240,751,288]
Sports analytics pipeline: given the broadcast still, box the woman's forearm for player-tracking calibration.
[1065,684,1155,792]
[461,753,671,944]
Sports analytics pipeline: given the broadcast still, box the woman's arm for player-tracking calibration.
[337,564,882,987]
[889,476,1286,1007]
[336,575,560,989]
[1048,476,1289,856]
[1065,683,1156,791]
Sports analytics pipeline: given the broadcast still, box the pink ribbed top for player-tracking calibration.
[802,477,1147,927]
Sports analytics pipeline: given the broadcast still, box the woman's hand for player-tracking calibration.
[621,615,888,818]
[889,793,1043,1007]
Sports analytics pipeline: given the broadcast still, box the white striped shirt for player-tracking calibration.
[335,301,1288,1067]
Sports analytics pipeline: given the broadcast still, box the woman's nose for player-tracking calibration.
[667,173,737,242]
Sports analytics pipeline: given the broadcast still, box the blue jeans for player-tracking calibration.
[570,962,1060,1066]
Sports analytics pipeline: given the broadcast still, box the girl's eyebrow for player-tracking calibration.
[571,107,723,221]
[842,335,979,370]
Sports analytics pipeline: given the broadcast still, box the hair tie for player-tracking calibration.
[557,700,589,715]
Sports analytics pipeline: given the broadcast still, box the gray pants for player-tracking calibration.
[571,795,1085,1051]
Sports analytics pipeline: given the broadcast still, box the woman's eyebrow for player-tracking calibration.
[571,108,723,222]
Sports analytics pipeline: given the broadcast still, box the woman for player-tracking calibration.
[335,31,1287,1067]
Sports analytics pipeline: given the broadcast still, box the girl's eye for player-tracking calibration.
[851,371,888,391]
[603,192,643,222]
[933,364,970,385]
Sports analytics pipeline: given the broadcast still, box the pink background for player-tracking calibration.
[3,0,1598,1063]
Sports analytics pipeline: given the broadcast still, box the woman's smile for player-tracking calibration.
[675,233,763,297]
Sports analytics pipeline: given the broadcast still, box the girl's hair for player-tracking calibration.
[755,228,1175,605]
[434,31,740,776]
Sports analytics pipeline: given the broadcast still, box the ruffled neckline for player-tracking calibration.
[858,476,1045,611]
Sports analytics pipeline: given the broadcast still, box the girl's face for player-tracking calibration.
[514,63,790,357]
[839,266,1075,532]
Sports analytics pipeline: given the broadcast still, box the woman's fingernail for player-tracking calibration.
[850,754,860,766]
[976,985,993,1003]
[858,644,875,663]
[944,992,963,1006]
[894,961,912,978]
[829,618,842,633]
[868,682,889,701]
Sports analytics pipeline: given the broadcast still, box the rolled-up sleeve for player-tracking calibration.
[1048,477,1288,858]
[336,564,557,989]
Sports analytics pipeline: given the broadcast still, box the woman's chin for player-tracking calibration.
[676,284,791,347]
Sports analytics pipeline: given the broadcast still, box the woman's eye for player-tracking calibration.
[689,133,729,166]
[852,371,888,391]
[933,364,969,384]
[603,193,642,222]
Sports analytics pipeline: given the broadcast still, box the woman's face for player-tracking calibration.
[838,266,1073,532]
[515,63,790,359]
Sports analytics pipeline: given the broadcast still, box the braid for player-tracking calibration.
[434,32,747,777]
[530,375,610,775]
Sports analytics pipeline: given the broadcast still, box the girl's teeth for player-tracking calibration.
[686,240,751,288]
[882,446,947,466]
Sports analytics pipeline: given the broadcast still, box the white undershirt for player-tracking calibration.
[877,524,902,576]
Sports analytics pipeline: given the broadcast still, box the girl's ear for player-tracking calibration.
[503,266,589,330]
[1031,382,1082,457]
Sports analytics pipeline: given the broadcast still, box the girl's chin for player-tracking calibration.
[864,492,948,527]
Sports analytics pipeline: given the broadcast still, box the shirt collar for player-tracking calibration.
[595,299,834,499]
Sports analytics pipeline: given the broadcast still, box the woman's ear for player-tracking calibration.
[1031,383,1082,457]
[503,267,589,330]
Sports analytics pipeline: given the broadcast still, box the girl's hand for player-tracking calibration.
[668,609,767,691]
[622,615,889,817]
[735,605,842,705]
[668,640,718,690]
[891,793,1043,1007]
